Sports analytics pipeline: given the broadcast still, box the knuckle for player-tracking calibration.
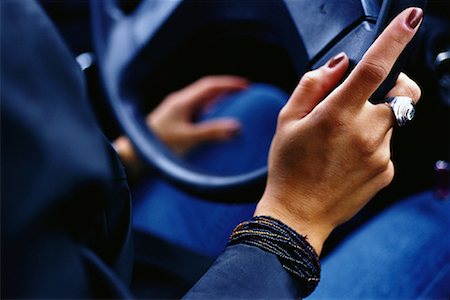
[276,107,298,130]
[165,92,180,103]
[380,161,395,187]
[199,76,215,87]
[277,107,289,124]
[408,82,421,102]
[372,150,392,175]
[389,30,408,51]
[299,71,317,86]
[355,133,379,156]
[395,74,422,101]
[299,71,326,94]
[358,60,389,84]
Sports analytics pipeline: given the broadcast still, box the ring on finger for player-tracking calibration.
[384,96,415,127]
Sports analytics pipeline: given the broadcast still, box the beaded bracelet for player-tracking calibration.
[228,216,321,297]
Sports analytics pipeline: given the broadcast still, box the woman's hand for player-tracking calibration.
[114,76,248,169]
[147,76,248,154]
[255,7,423,255]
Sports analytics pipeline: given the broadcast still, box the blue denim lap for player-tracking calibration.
[132,83,288,257]
[310,190,450,299]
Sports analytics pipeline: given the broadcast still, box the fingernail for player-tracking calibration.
[406,8,423,29]
[328,52,345,68]
[226,122,241,136]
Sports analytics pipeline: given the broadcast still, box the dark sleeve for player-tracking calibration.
[1,1,305,299]
[1,0,133,298]
[184,244,304,299]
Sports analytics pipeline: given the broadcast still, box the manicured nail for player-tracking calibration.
[406,8,423,29]
[328,52,345,68]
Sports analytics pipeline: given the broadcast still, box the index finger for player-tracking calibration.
[334,7,423,107]
[177,76,249,108]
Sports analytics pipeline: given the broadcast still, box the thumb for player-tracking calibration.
[189,118,241,143]
[283,52,349,120]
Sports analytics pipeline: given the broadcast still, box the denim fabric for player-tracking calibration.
[132,84,289,256]
[132,83,450,298]
[310,190,450,299]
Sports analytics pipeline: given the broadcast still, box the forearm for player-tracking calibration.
[184,215,321,299]
[184,244,303,299]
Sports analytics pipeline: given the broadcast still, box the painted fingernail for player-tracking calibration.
[328,52,345,68]
[406,8,423,29]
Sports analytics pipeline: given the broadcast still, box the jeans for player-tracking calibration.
[310,190,450,299]
[132,84,450,298]
[132,83,288,257]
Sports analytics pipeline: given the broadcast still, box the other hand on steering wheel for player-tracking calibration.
[114,76,248,174]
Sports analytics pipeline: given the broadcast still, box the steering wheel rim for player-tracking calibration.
[91,0,425,202]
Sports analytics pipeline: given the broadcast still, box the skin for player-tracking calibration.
[147,76,248,154]
[115,7,423,257]
[113,76,248,172]
[254,7,422,255]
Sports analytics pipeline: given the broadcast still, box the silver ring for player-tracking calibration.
[385,96,415,127]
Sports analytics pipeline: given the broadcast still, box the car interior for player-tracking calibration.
[38,0,449,298]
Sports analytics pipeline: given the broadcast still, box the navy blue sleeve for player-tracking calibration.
[184,244,304,299]
[1,0,133,298]
[1,1,307,299]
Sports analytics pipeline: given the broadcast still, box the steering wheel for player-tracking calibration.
[91,0,425,202]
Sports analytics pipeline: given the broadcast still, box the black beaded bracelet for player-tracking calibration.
[228,216,321,297]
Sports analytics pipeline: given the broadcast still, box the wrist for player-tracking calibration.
[254,195,334,256]
[229,215,321,297]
